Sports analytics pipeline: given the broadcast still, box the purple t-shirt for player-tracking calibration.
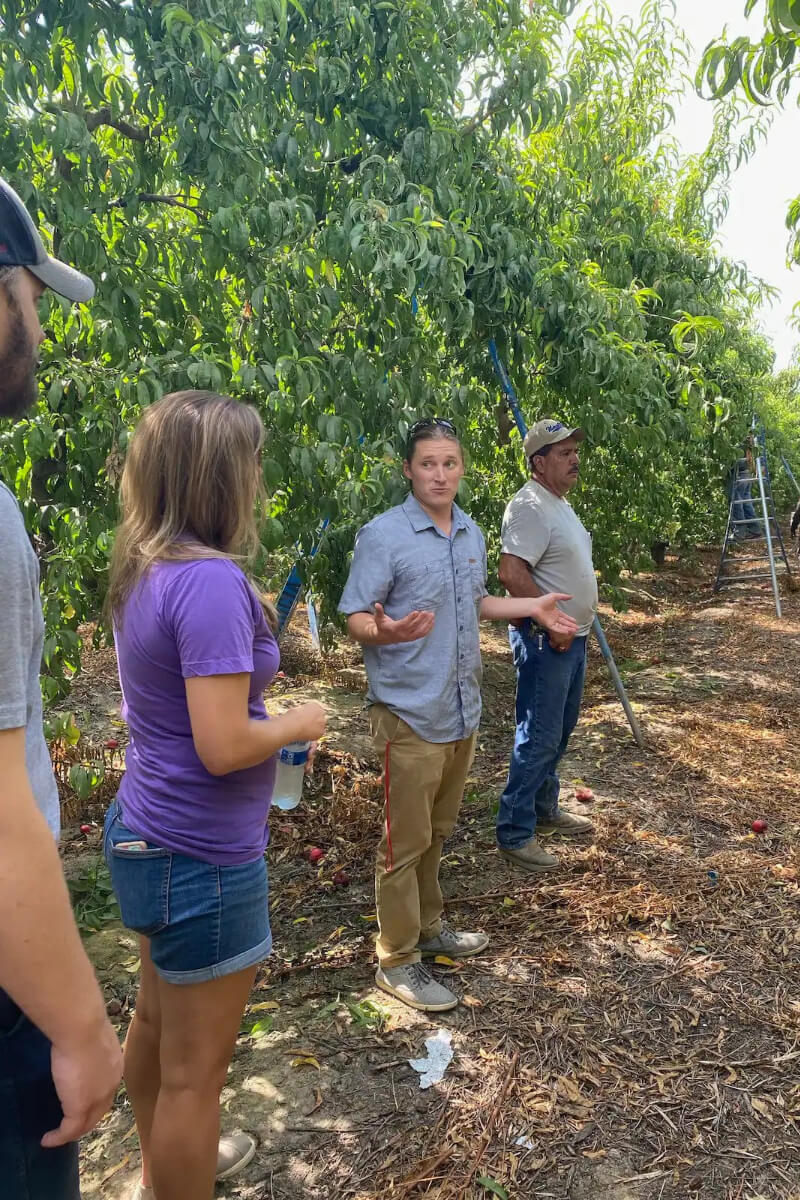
[115,557,280,865]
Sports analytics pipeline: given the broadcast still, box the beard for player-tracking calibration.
[0,296,38,418]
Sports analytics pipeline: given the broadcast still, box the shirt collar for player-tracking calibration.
[402,491,468,534]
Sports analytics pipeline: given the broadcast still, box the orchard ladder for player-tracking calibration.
[713,420,792,617]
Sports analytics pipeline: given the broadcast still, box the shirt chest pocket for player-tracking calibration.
[469,561,485,602]
[408,561,447,611]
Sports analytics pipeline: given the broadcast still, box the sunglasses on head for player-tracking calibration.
[408,417,458,438]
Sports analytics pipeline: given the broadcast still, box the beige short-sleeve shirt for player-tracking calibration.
[501,479,598,635]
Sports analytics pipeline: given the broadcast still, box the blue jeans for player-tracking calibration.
[497,624,587,850]
[0,989,80,1199]
[732,478,760,537]
[727,461,760,538]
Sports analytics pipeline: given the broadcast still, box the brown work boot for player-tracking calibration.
[538,809,594,837]
[497,838,559,873]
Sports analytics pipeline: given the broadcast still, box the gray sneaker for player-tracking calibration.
[417,921,489,959]
[498,837,559,873]
[375,962,459,1012]
[538,809,594,837]
[126,1133,257,1198]
[216,1132,257,1180]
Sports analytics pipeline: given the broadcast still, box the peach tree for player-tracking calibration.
[0,0,775,690]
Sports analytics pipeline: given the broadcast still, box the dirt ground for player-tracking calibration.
[57,544,800,1200]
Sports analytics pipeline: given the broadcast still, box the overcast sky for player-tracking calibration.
[603,0,799,369]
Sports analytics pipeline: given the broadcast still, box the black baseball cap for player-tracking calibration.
[0,177,94,302]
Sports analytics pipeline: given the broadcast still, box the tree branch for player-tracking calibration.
[107,193,203,215]
[44,103,160,143]
[84,107,160,142]
[463,96,510,135]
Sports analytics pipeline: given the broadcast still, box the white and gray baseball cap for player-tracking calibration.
[523,418,584,458]
[0,176,94,302]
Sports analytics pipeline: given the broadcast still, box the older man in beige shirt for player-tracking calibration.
[496,419,597,873]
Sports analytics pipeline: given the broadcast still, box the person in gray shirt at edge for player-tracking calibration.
[495,419,598,875]
[0,177,122,1200]
[338,417,578,1013]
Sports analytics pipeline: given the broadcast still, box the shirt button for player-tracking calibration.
[459,625,463,631]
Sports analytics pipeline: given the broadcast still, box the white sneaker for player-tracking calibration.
[375,962,459,1011]
[125,1131,256,1197]
[216,1132,257,1180]
[417,921,489,959]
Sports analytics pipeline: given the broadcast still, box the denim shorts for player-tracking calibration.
[103,798,272,985]
[0,990,80,1200]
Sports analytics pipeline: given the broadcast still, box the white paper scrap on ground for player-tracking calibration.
[408,1029,453,1089]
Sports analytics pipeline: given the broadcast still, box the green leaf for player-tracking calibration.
[774,0,800,36]
[477,1176,509,1199]
[249,1017,274,1036]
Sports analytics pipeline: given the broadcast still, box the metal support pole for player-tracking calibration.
[592,616,644,747]
[782,454,800,499]
[755,454,782,618]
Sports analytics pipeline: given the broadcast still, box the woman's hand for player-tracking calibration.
[530,593,578,637]
[290,701,327,744]
[186,678,327,776]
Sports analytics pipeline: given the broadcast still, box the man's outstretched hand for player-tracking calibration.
[373,602,435,644]
[530,593,578,643]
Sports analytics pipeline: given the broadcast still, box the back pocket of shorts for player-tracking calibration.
[108,844,171,936]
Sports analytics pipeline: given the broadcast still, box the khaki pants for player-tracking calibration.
[369,703,477,969]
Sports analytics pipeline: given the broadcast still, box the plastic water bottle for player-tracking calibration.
[271,741,311,811]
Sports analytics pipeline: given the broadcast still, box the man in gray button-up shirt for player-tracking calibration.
[339,418,577,1014]
[339,489,487,742]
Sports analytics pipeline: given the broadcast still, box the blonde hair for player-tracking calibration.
[108,390,277,631]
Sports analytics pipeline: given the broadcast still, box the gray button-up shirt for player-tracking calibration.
[338,493,488,742]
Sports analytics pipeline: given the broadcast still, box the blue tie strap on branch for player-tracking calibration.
[487,339,644,748]
[488,339,527,437]
[275,518,330,637]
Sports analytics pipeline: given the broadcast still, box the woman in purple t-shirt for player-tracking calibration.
[103,391,326,1200]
